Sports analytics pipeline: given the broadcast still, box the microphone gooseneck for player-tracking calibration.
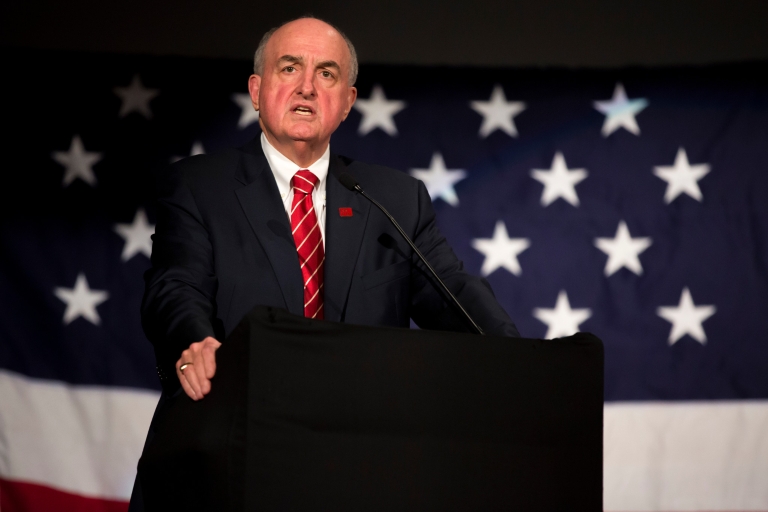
[338,172,485,335]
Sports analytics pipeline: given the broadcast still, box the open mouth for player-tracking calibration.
[293,106,314,116]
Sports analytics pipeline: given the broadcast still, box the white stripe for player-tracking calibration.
[295,173,315,187]
[291,206,315,235]
[304,287,321,308]
[303,256,325,287]
[290,198,304,216]
[311,302,324,318]
[292,175,315,194]
[604,400,768,510]
[300,239,323,269]
[295,221,319,252]
[0,369,160,500]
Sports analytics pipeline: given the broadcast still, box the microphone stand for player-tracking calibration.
[338,173,485,336]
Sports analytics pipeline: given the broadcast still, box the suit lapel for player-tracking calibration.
[324,155,371,322]
[234,144,304,316]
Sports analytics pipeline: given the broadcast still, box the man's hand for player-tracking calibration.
[176,336,221,400]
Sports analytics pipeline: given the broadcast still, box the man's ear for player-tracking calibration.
[248,74,261,111]
[342,86,357,120]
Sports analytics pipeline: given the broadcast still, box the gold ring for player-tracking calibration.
[179,362,193,373]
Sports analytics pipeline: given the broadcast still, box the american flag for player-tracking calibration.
[1,49,766,510]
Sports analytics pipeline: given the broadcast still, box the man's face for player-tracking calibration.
[250,19,357,153]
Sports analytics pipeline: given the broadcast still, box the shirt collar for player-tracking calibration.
[260,133,329,200]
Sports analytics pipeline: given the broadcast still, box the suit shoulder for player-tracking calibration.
[164,147,242,186]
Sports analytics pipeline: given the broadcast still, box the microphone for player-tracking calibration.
[337,172,485,335]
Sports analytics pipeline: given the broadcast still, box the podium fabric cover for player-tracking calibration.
[138,306,603,511]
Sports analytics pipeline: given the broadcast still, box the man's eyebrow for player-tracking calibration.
[277,55,303,66]
[315,60,341,71]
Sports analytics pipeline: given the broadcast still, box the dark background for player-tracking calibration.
[2,0,768,67]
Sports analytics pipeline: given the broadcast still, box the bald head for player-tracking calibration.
[253,17,358,86]
[246,15,358,167]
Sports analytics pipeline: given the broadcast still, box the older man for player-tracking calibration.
[131,16,519,509]
[140,17,519,404]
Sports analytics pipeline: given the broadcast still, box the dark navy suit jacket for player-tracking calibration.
[130,137,521,510]
[141,137,519,387]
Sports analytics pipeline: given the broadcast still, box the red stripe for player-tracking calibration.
[0,478,128,512]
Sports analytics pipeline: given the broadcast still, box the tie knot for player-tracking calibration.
[291,170,319,195]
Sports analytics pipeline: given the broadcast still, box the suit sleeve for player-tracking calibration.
[141,164,221,387]
[408,180,520,337]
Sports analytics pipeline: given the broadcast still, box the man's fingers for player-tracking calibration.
[177,360,198,400]
[202,340,220,379]
[176,357,197,400]
[183,365,204,400]
[193,357,211,395]
[175,337,221,400]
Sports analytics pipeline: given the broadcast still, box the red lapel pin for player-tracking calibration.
[339,207,353,217]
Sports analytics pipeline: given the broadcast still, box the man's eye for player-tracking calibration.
[284,66,295,73]
[321,71,333,78]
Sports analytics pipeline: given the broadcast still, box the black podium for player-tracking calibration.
[138,306,603,511]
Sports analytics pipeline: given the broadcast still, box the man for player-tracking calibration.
[131,16,519,509]
[142,16,519,402]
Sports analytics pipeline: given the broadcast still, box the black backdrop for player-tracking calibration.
[2,1,768,67]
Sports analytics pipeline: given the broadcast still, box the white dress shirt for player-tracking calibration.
[260,133,329,245]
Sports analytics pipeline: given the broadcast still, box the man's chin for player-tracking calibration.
[285,128,322,144]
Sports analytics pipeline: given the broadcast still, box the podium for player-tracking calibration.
[138,306,603,511]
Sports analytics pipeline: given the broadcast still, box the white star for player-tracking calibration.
[657,287,716,345]
[51,135,102,187]
[54,273,109,326]
[470,85,526,138]
[533,290,592,339]
[113,74,159,119]
[653,148,711,203]
[232,93,260,129]
[530,152,588,207]
[171,141,205,163]
[410,153,467,206]
[353,85,406,136]
[594,220,652,276]
[471,221,530,276]
[114,208,155,261]
[593,83,648,136]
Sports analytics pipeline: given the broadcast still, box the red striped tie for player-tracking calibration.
[290,170,324,320]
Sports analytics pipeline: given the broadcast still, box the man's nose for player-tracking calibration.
[296,70,316,97]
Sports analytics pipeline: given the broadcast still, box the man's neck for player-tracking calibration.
[261,131,328,168]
